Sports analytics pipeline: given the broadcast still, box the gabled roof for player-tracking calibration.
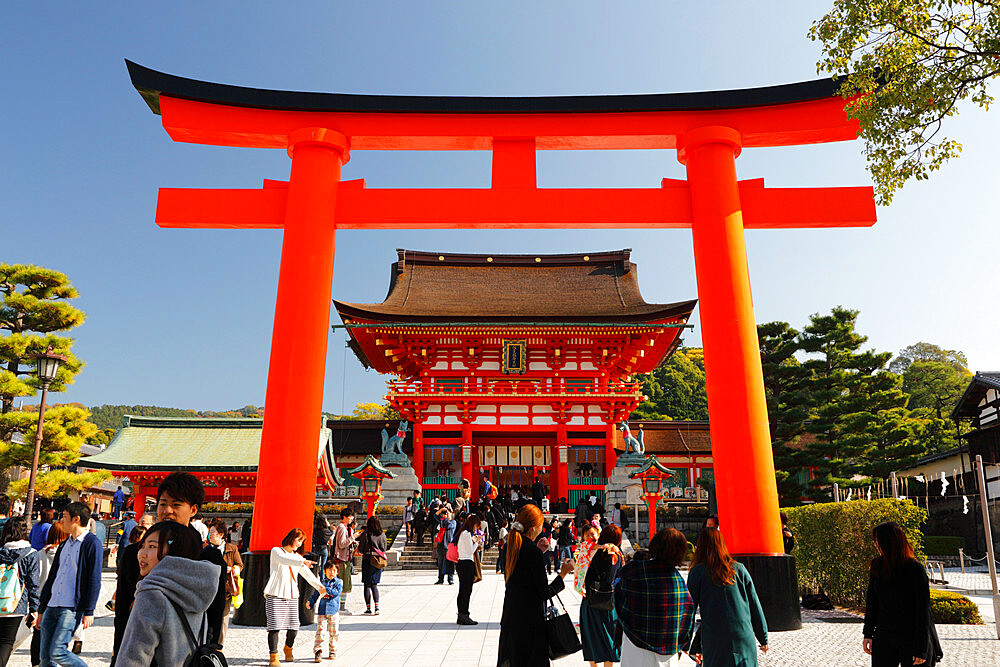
[629,456,675,478]
[334,249,696,324]
[346,455,395,478]
[613,421,712,455]
[82,416,343,484]
[950,372,1000,421]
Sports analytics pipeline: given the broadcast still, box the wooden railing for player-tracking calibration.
[568,477,607,486]
[422,476,460,486]
[387,378,641,396]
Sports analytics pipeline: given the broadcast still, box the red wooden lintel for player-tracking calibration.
[156,181,875,230]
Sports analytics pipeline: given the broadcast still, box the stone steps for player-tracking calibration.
[398,541,501,570]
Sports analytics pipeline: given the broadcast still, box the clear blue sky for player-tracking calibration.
[2,3,997,413]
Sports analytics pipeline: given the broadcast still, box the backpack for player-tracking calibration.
[167,598,227,667]
[0,561,23,615]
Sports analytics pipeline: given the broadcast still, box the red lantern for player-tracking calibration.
[629,457,674,544]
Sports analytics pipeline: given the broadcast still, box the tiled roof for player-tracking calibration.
[328,420,411,456]
[82,416,339,482]
[951,372,1000,421]
[614,421,712,455]
[334,249,696,323]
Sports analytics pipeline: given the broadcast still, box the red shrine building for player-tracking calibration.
[335,249,696,504]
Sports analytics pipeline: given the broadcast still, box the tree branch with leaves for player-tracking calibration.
[810,0,1000,203]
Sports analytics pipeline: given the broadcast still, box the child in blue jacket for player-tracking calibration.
[306,561,342,661]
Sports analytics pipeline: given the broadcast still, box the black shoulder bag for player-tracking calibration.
[585,553,615,611]
[167,598,228,667]
[545,592,582,660]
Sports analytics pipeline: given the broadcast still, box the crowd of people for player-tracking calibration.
[0,478,939,667]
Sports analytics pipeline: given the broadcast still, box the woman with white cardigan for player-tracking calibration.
[264,528,327,666]
[454,515,482,626]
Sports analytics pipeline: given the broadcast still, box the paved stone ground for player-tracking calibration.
[8,570,999,665]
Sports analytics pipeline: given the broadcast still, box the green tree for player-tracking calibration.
[798,307,893,491]
[810,1,1000,204]
[758,321,812,504]
[0,264,84,414]
[0,265,99,494]
[889,342,971,423]
[632,347,709,421]
[889,341,969,375]
[0,404,110,499]
[902,360,971,420]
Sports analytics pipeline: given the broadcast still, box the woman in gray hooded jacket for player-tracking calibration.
[117,521,221,667]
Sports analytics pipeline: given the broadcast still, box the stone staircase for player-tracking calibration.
[398,540,502,570]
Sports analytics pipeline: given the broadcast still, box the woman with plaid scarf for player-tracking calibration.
[614,527,695,666]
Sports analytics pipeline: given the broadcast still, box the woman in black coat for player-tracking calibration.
[862,522,942,667]
[497,504,574,667]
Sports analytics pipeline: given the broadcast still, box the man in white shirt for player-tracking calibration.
[191,515,209,543]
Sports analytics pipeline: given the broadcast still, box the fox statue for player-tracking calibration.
[617,420,644,455]
[381,420,410,456]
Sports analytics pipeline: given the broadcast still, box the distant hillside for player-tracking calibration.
[88,404,263,431]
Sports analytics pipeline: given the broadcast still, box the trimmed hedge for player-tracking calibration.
[784,499,926,605]
[925,535,965,556]
[930,589,983,624]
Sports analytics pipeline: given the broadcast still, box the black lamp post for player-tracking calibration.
[24,346,67,522]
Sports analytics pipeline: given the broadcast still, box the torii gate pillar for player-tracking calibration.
[681,126,799,629]
[249,129,348,552]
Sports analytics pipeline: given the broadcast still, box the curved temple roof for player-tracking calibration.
[127,59,842,116]
[334,249,696,324]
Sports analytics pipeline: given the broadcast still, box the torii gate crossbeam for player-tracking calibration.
[127,60,875,630]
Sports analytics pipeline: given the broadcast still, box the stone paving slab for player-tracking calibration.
[8,570,999,665]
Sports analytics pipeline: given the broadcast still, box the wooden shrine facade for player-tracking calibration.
[953,372,1000,465]
[335,249,696,503]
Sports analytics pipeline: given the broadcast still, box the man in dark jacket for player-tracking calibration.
[313,512,333,569]
[531,477,544,506]
[35,502,102,667]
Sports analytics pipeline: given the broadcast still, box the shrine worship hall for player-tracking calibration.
[335,248,695,505]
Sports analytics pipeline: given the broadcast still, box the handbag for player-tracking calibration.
[586,584,614,611]
[446,543,459,562]
[473,549,483,583]
[225,570,240,597]
[231,576,244,610]
[365,535,388,570]
[545,593,581,660]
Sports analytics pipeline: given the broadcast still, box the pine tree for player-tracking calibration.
[0,264,105,495]
[758,321,812,504]
[0,404,109,498]
[0,264,84,414]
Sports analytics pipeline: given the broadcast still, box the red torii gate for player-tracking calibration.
[127,61,874,627]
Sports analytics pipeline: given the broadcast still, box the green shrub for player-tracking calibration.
[784,499,926,605]
[925,535,965,556]
[202,502,253,513]
[930,589,983,624]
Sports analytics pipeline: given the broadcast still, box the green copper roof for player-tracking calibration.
[83,415,340,482]
[628,456,675,478]
[346,454,395,478]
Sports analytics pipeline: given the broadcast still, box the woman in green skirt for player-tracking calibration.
[580,524,624,666]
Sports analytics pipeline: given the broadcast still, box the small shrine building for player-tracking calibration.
[82,416,343,513]
[335,249,698,505]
